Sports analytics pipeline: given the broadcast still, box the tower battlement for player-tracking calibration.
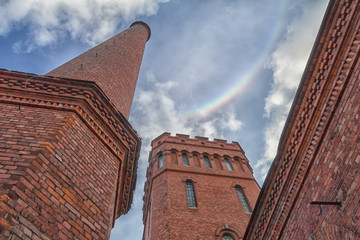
[143,132,259,240]
[151,132,245,153]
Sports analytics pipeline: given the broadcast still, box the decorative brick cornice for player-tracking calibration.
[245,0,360,239]
[0,69,141,220]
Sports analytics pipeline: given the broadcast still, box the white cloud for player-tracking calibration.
[196,108,243,139]
[132,70,243,143]
[257,0,329,179]
[0,0,170,52]
[134,86,192,139]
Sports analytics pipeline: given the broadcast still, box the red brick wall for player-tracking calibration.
[165,172,258,239]
[0,104,120,239]
[280,34,360,239]
[143,133,260,239]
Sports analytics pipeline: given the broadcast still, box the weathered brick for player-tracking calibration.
[0,216,11,228]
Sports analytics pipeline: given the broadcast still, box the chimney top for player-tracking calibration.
[130,21,151,41]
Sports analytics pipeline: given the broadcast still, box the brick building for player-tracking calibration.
[245,0,360,239]
[142,133,260,240]
[143,0,360,240]
[0,22,150,239]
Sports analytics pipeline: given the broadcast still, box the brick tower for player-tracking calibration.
[142,133,260,240]
[0,22,150,239]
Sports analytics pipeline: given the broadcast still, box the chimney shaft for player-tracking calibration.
[46,21,151,119]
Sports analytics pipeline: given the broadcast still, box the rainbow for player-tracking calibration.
[183,0,288,118]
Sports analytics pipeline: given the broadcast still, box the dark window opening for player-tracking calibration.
[185,181,197,207]
[236,186,251,213]
[158,155,163,169]
[182,154,189,166]
[204,156,212,169]
[225,159,233,171]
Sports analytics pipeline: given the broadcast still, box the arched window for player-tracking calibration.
[185,181,197,207]
[192,153,201,167]
[234,157,245,171]
[171,151,178,165]
[216,226,240,240]
[224,158,233,171]
[222,234,235,240]
[236,186,251,213]
[204,156,212,169]
[182,153,189,166]
[213,155,223,170]
[158,155,163,169]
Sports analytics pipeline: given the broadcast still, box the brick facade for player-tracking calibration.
[0,104,119,239]
[245,0,360,239]
[0,20,148,239]
[143,133,260,240]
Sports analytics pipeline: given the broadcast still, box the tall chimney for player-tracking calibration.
[46,21,151,119]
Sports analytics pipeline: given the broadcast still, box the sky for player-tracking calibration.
[0,0,329,239]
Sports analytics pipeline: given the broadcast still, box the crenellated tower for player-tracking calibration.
[142,133,260,240]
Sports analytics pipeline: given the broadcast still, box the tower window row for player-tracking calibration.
[184,180,251,213]
[156,152,246,172]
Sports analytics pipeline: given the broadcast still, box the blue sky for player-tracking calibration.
[0,0,329,239]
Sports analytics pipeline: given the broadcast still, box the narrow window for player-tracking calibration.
[236,186,251,213]
[213,156,223,170]
[182,154,189,166]
[158,155,163,169]
[204,156,212,169]
[234,157,245,171]
[222,234,235,240]
[171,151,178,165]
[193,154,201,167]
[224,159,233,171]
[185,181,197,207]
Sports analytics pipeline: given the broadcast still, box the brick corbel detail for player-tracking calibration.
[0,69,141,221]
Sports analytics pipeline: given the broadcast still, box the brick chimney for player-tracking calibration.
[47,21,151,119]
[0,21,148,239]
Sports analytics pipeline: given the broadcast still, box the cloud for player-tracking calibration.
[0,0,170,52]
[133,80,192,140]
[193,108,243,139]
[256,0,329,179]
[132,71,243,141]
